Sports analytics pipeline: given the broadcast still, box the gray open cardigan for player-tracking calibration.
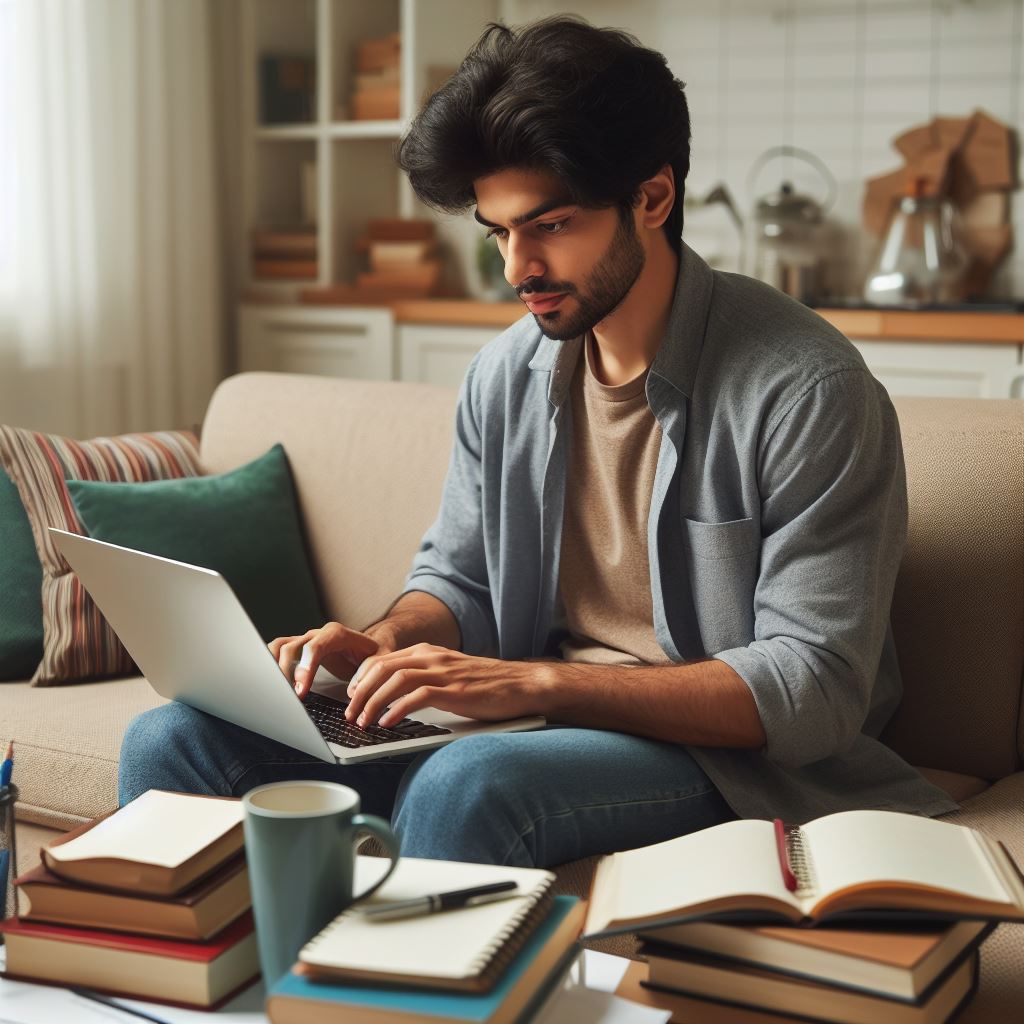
[404,243,956,824]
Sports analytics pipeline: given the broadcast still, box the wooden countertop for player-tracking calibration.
[392,301,1024,344]
[244,296,1024,343]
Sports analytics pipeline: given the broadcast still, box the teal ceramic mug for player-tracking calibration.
[242,780,399,984]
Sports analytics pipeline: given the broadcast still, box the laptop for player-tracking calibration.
[50,529,544,765]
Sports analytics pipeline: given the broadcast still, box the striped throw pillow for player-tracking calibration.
[0,427,202,685]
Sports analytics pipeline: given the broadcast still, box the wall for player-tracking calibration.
[501,0,1024,300]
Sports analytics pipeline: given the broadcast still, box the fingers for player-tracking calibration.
[346,644,447,724]
[270,630,318,683]
[355,670,437,728]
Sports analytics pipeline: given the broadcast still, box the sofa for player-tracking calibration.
[3,371,1023,1018]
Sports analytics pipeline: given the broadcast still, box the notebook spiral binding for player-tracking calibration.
[783,824,818,898]
[467,888,552,977]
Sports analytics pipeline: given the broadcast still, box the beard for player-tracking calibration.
[517,209,646,341]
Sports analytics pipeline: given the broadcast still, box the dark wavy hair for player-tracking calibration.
[395,16,691,253]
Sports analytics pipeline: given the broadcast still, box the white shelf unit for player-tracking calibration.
[240,0,498,299]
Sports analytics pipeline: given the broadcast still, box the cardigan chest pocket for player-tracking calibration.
[682,516,760,654]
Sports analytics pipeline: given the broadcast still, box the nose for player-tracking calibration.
[503,234,546,290]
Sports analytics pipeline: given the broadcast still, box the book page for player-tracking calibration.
[803,810,1009,909]
[594,819,796,928]
[45,791,243,869]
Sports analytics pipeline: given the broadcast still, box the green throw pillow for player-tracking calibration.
[0,468,45,679]
[67,444,325,644]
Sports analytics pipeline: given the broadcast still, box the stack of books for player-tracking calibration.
[584,810,1024,1024]
[252,226,318,281]
[0,790,258,1010]
[348,33,401,121]
[356,219,439,298]
[266,855,585,1024]
[617,919,990,1023]
[301,218,441,304]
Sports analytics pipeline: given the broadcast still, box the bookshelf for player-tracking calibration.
[240,0,499,298]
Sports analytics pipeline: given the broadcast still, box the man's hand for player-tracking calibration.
[345,644,546,728]
[268,622,386,699]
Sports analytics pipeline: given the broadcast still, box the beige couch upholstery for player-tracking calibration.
[3,372,1023,1019]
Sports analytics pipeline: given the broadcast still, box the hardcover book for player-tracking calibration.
[584,810,1024,936]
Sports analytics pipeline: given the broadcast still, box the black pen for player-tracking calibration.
[71,987,174,1024]
[361,880,518,921]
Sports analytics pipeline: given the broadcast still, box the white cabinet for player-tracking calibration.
[238,305,394,380]
[397,324,497,387]
[849,340,1024,399]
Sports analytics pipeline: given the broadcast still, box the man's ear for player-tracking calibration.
[637,165,676,230]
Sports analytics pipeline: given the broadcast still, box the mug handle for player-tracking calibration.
[350,813,400,902]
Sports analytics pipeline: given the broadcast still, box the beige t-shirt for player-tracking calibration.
[558,334,671,666]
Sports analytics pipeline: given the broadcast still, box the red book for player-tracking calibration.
[0,911,259,1009]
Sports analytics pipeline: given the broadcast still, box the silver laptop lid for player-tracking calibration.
[50,528,336,763]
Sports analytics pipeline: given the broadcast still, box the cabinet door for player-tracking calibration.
[238,307,394,380]
[397,325,498,387]
[849,340,1022,399]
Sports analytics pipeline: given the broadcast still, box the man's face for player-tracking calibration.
[473,167,646,341]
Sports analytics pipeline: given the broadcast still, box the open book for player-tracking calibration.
[584,810,1024,936]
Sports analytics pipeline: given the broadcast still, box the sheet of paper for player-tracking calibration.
[535,952,668,1024]
[44,791,243,869]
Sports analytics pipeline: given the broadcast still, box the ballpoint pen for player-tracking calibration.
[360,880,519,921]
[0,741,12,789]
[71,987,174,1024]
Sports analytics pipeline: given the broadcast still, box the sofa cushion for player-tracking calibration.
[0,469,44,679]
[199,373,458,633]
[0,426,202,686]
[939,773,1024,1021]
[2,678,164,830]
[884,398,1024,781]
[68,443,325,644]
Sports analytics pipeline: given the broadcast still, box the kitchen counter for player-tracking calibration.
[364,299,1024,344]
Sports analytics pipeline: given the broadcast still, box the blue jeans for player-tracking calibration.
[118,703,735,867]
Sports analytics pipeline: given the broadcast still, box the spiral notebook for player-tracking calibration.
[296,856,556,993]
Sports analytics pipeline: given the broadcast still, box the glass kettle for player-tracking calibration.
[863,177,968,307]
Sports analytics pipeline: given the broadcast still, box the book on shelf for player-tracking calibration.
[638,945,979,1024]
[296,856,555,993]
[15,852,250,941]
[357,261,441,293]
[637,917,991,1002]
[355,66,400,91]
[352,87,401,121]
[40,790,244,898]
[266,894,584,1024]
[584,810,1024,936]
[360,218,436,243]
[260,55,316,124]
[0,911,259,1010]
[253,258,319,281]
[355,34,401,74]
[368,239,436,268]
[252,227,318,260]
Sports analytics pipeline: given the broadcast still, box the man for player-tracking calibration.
[119,17,955,866]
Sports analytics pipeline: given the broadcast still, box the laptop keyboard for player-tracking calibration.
[304,691,452,749]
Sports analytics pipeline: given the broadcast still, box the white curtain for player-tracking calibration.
[0,0,223,438]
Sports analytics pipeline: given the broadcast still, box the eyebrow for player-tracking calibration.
[473,197,575,230]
